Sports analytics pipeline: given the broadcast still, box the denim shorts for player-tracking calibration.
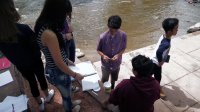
[46,67,72,112]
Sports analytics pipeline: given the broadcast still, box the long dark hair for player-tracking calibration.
[35,0,72,48]
[66,0,72,20]
[0,0,20,43]
[35,0,72,32]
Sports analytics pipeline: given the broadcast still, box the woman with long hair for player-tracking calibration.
[0,0,54,111]
[34,0,83,111]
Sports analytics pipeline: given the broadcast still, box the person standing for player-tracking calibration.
[151,18,179,97]
[62,15,76,63]
[61,3,82,108]
[0,0,54,111]
[97,15,127,89]
[34,0,83,111]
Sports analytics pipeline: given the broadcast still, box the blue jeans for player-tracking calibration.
[65,38,76,63]
[46,67,72,112]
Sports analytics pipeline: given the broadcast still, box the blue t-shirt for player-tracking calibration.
[151,35,171,65]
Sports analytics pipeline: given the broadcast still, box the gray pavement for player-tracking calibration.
[93,31,200,112]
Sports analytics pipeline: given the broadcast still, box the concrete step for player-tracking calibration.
[22,76,64,112]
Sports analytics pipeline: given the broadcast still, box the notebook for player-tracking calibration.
[69,61,97,76]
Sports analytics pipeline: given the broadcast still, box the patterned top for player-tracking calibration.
[97,30,127,70]
[36,26,68,69]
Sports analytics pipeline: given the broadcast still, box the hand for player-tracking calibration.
[65,33,73,40]
[112,54,119,61]
[75,73,84,80]
[68,59,75,66]
[102,99,109,109]
[103,55,110,62]
[159,61,164,67]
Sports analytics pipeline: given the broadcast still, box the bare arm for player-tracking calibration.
[41,29,83,80]
[117,48,125,56]
[112,49,125,61]
[97,50,110,62]
[97,50,105,57]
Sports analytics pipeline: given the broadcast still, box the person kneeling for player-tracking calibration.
[104,55,160,112]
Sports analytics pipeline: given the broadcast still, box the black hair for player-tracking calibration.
[35,0,72,32]
[162,18,179,33]
[131,55,154,77]
[66,0,72,19]
[107,15,122,29]
[35,0,72,48]
[0,0,20,42]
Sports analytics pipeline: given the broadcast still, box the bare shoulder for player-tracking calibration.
[41,29,58,45]
[42,29,56,38]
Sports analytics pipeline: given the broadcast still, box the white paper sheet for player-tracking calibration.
[69,61,97,76]
[0,70,13,87]
[0,95,28,112]
[82,73,100,91]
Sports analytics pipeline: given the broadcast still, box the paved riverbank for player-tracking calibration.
[93,31,200,112]
[1,31,199,112]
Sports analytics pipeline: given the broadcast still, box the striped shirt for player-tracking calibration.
[36,26,68,69]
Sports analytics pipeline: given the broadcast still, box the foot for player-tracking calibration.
[39,98,45,112]
[72,86,80,93]
[72,105,81,112]
[72,100,81,107]
[45,89,55,103]
[76,49,85,58]
[160,89,166,98]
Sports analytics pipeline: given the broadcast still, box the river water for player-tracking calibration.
[15,0,200,62]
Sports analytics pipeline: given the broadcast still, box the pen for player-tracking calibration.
[83,73,96,77]
[12,104,15,112]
